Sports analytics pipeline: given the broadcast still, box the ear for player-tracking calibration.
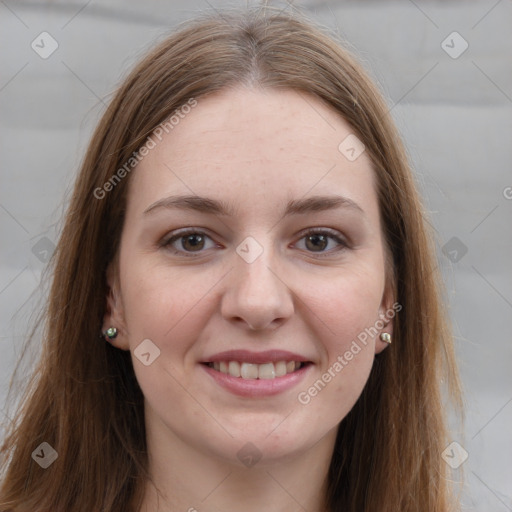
[101,262,130,350]
[374,280,397,355]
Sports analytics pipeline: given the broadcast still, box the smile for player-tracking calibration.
[204,360,309,379]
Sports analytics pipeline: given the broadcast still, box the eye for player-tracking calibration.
[160,227,348,258]
[161,229,217,256]
[295,228,348,256]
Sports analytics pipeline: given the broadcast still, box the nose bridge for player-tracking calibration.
[235,235,284,299]
[242,250,279,291]
[221,234,294,329]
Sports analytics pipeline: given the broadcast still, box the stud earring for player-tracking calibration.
[380,332,392,344]
[103,327,118,340]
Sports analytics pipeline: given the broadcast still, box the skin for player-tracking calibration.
[103,86,394,512]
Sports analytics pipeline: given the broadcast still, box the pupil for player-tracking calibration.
[306,234,327,252]
[183,234,203,251]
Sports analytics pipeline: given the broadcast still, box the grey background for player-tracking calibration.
[1,0,511,510]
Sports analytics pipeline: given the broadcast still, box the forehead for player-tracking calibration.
[127,87,378,221]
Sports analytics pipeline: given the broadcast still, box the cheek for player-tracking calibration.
[119,263,214,421]
[119,256,220,367]
[297,265,383,394]
[303,265,384,346]
[294,288,378,425]
[121,253,190,327]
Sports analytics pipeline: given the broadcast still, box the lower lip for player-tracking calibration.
[200,363,313,397]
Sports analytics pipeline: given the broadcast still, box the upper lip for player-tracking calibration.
[202,349,311,364]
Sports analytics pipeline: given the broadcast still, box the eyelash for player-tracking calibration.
[160,228,349,258]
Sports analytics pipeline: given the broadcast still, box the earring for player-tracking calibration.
[380,332,392,344]
[103,327,118,340]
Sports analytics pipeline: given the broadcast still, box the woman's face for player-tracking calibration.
[105,87,394,466]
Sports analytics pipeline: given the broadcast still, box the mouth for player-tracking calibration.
[201,360,312,380]
[199,349,314,396]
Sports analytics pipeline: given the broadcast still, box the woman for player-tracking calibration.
[0,6,462,511]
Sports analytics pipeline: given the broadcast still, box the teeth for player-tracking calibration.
[258,363,275,380]
[275,361,287,377]
[228,361,241,377]
[240,363,259,379]
[208,360,305,379]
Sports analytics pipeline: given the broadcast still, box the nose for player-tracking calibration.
[221,247,295,332]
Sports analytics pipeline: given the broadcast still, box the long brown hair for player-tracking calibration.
[0,6,462,511]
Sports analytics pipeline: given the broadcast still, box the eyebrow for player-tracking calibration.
[143,194,365,217]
